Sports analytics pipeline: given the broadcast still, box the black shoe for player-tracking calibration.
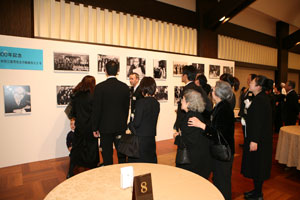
[245,193,263,200]
[244,190,255,198]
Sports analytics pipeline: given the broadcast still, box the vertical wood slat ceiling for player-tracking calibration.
[34,0,197,55]
[218,35,278,67]
[288,52,300,70]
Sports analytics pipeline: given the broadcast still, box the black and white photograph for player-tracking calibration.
[98,54,120,73]
[153,59,167,80]
[54,52,89,72]
[3,85,31,115]
[155,86,168,102]
[56,85,74,106]
[209,64,221,79]
[173,61,187,76]
[223,66,234,75]
[126,57,146,79]
[192,63,205,74]
[174,86,184,105]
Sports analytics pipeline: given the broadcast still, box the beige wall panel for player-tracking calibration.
[87,6,94,43]
[184,27,188,54]
[96,8,104,43]
[179,26,184,53]
[104,9,112,44]
[146,18,152,49]
[39,0,47,37]
[49,0,55,38]
[193,29,197,55]
[158,21,164,51]
[119,12,126,46]
[74,5,80,41]
[288,52,300,70]
[140,18,146,48]
[288,72,299,92]
[60,1,66,39]
[174,25,179,52]
[69,2,76,40]
[152,21,158,50]
[133,16,140,48]
[79,4,85,41]
[169,24,174,52]
[126,14,133,47]
[64,3,70,40]
[53,2,61,39]
[164,22,169,52]
[111,11,119,45]
[34,0,40,36]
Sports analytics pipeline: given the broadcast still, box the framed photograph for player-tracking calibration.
[3,85,31,115]
[209,65,221,79]
[126,57,146,79]
[97,54,120,73]
[223,66,233,75]
[54,52,89,72]
[56,85,74,106]
[192,63,204,74]
[174,86,184,105]
[153,59,167,80]
[155,86,168,102]
[173,61,187,76]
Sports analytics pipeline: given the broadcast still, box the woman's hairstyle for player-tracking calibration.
[250,74,257,81]
[196,74,208,86]
[214,81,233,101]
[139,77,156,96]
[220,73,240,91]
[73,75,96,94]
[183,89,205,112]
[182,65,197,81]
[254,75,270,92]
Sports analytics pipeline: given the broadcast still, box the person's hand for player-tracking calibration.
[93,131,100,138]
[68,147,72,152]
[173,130,180,138]
[249,141,258,151]
[188,117,206,130]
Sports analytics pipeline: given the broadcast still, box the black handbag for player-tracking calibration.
[175,135,191,164]
[117,133,140,158]
[210,130,231,162]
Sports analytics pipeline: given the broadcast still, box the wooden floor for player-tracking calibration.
[1,123,300,200]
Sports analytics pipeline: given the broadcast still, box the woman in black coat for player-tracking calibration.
[128,77,160,163]
[175,89,212,179]
[67,75,99,178]
[188,81,235,200]
[241,75,273,200]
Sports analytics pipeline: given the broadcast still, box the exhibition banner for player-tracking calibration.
[0,46,43,70]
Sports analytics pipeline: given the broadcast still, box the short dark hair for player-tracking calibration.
[129,72,139,80]
[182,65,197,81]
[105,60,119,75]
[287,80,295,89]
[139,77,156,96]
[250,74,257,81]
[255,75,269,92]
[197,74,207,86]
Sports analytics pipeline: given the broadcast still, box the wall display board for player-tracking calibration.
[209,64,221,79]
[155,86,168,102]
[54,52,89,72]
[153,60,167,80]
[0,35,234,168]
[3,85,31,115]
[56,85,74,106]
[97,54,120,73]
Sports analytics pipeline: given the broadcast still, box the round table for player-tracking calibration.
[44,163,224,200]
[275,125,300,170]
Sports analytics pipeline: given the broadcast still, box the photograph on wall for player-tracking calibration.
[155,86,168,102]
[192,63,204,74]
[126,57,146,79]
[153,59,167,80]
[209,65,221,79]
[173,61,187,76]
[3,85,31,115]
[56,85,74,106]
[174,86,184,105]
[223,66,233,75]
[97,54,120,73]
[54,52,89,72]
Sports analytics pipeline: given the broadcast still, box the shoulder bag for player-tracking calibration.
[117,132,140,158]
[210,130,231,162]
[175,134,191,164]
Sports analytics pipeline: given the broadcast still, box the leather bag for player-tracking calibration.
[117,133,140,158]
[175,135,191,164]
[210,130,231,161]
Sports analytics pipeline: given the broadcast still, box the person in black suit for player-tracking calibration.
[283,80,299,125]
[175,89,212,179]
[241,75,273,200]
[188,81,235,200]
[174,65,213,133]
[129,72,143,121]
[128,77,160,163]
[67,75,99,178]
[92,61,130,166]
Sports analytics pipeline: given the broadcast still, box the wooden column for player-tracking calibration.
[276,21,289,84]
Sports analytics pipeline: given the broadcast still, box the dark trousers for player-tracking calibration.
[101,131,126,165]
[212,157,233,200]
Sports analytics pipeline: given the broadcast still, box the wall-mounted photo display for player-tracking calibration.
[3,85,31,115]
[209,65,221,79]
[192,63,204,75]
[56,85,74,106]
[174,86,184,105]
[223,66,233,75]
[54,52,89,72]
[153,59,167,80]
[126,57,146,79]
[155,86,168,102]
[173,61,187,76]
[97,54,120,73]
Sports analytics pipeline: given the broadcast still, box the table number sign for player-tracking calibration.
[132,173,153,200]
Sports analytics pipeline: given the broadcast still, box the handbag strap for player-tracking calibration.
[216,130,229,146]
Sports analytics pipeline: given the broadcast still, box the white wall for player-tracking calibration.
[0,35,234,168]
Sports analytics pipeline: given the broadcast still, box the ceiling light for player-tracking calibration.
[296,42,300,46]
[222,17,230,23]
[219,16,225,22]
